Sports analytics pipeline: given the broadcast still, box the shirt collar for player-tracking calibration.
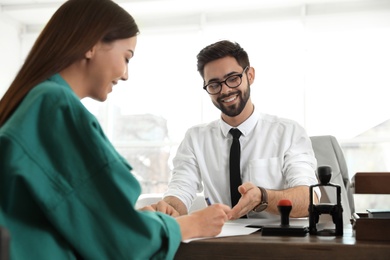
[220,106,260,138]
[48,73,72,89]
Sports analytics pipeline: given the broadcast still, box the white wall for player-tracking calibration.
[1,1,390,207]
[0,15,21,97]
[1,1,390,142]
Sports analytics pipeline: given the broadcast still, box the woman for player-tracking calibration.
[0,0,230,259]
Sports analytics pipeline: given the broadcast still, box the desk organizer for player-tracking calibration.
[352,213,390,241]
[351,172,390,241]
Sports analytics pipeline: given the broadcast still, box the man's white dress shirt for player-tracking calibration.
[164,107,320,218]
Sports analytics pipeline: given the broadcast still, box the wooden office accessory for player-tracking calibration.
[352,213,390,241]
[351,172,390,241]
[352,172,390,194]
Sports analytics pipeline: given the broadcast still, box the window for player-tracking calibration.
[13,0,390,210]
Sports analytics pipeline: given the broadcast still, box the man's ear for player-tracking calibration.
[248,67,255,84]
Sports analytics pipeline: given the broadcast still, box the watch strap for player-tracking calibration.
[252,186,268,212]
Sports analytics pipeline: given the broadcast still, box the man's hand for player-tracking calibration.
[228,183,316,218]
[139,200,180,217]
[228,182,261,219]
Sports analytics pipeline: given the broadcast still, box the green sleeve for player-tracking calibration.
[0,77,182,260]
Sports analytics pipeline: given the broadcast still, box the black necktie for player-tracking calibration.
[229,128,242,207]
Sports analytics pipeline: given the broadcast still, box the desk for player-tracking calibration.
[175,224,390,259]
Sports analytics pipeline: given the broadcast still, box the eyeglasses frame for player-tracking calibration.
[203,66,249,95]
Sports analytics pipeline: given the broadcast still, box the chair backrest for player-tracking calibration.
[0,226,10,260]
[310,135,355,224]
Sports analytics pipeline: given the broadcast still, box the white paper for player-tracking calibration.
[182,220,260,243]
[182,218,309,243]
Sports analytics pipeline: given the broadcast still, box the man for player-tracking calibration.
[156,40,320,219]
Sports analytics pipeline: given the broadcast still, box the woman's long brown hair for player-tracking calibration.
[0,0,139,126]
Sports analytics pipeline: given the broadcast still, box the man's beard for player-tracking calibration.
[212,81,250,117]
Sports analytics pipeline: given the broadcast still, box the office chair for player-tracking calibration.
[0,226,10,260]
[310,135,355,225]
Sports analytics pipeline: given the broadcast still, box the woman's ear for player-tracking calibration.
[85,44,98,60]
[85,51,92,60]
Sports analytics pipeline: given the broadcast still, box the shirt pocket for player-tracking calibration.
[246,157,284,188]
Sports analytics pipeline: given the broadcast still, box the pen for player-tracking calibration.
[205,197,212,206]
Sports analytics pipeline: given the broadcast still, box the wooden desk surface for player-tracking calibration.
[175,225,390,259]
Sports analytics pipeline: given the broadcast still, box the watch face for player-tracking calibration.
[254,203,268,212]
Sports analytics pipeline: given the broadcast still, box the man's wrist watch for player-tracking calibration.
[252,186,268,212]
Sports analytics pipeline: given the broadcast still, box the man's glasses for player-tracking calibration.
[203,66,248,95]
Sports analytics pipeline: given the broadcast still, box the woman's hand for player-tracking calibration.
[176,204,231,240]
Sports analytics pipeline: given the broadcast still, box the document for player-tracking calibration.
[182,220,260,243]
[182,218,310,243]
